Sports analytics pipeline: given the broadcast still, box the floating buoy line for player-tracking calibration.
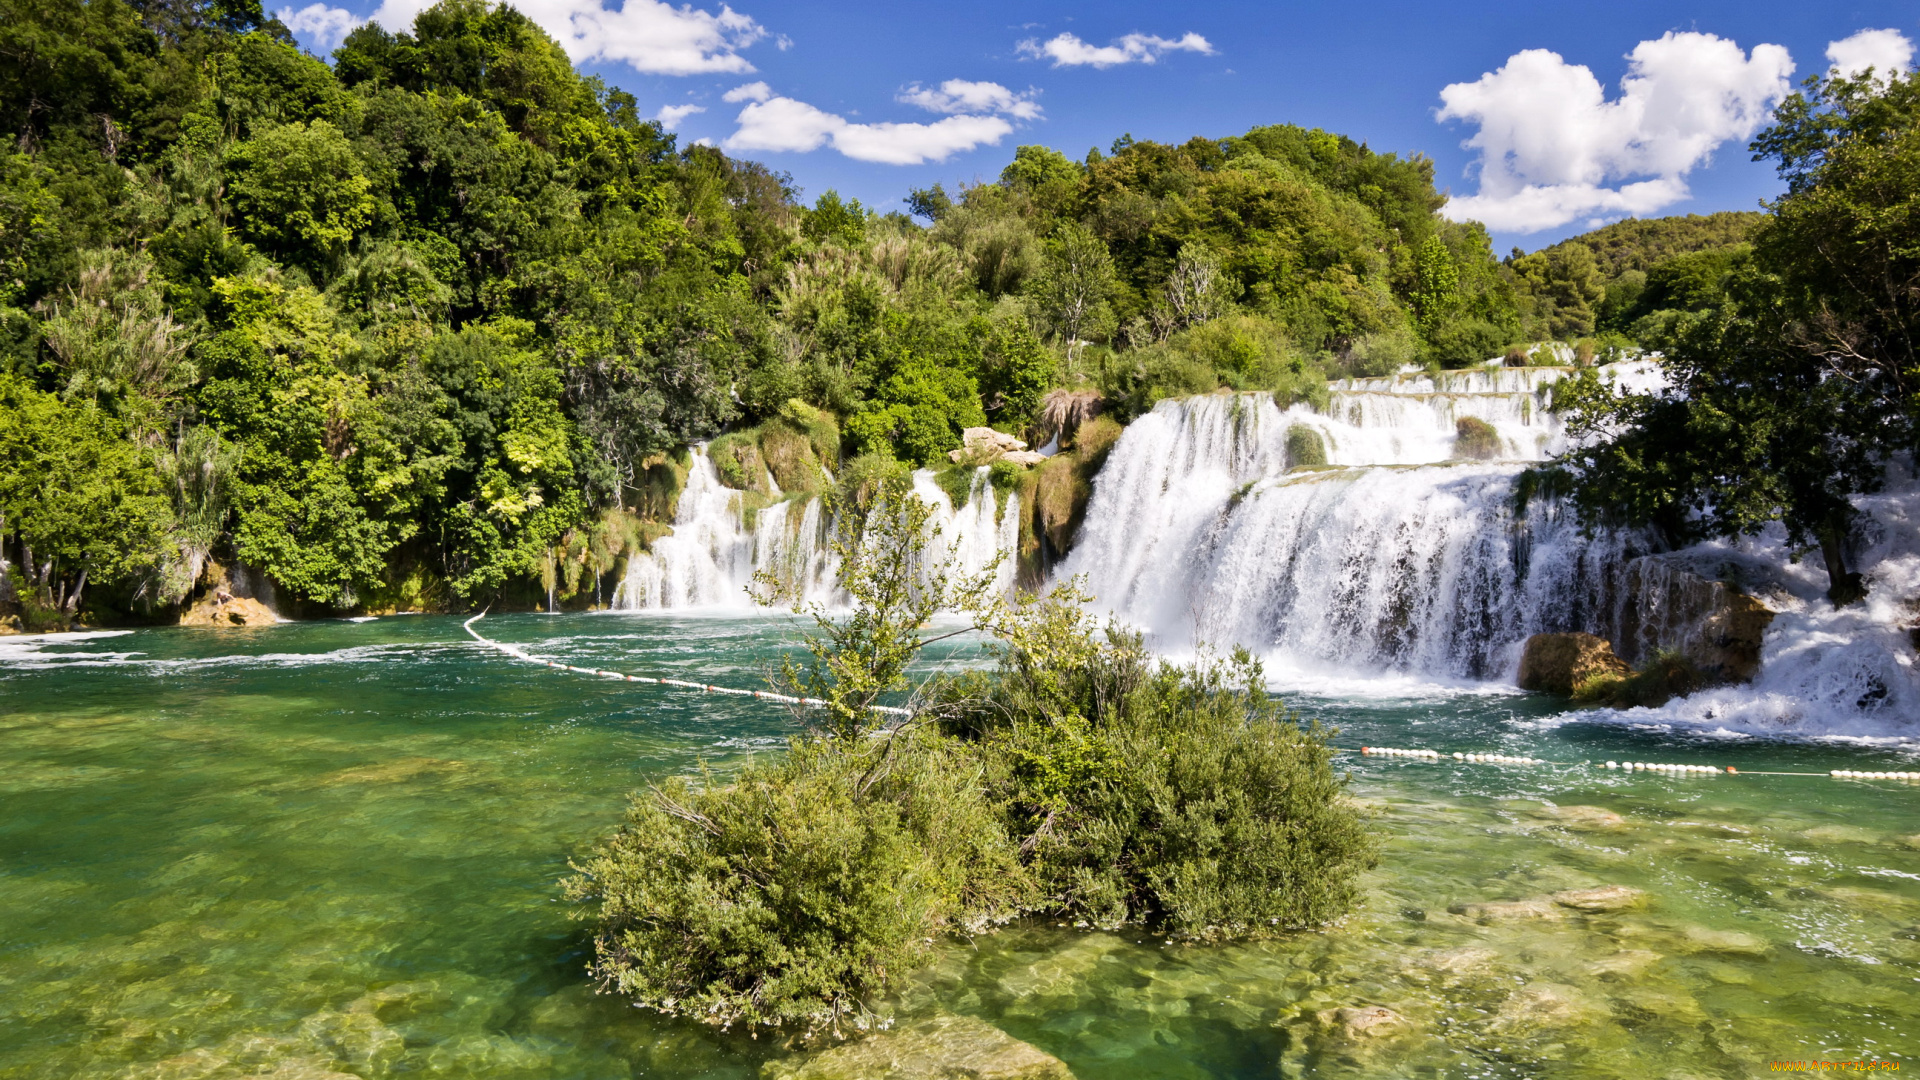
[1338,745,1920,783]
[464,615,1913,778]
[461,612,913,718]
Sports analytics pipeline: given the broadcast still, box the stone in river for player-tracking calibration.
[1799,824,1882,846]
[1489,982,1597,1032]
[180,595,278,627]
[1584,949,1663,980]
[1551,885,1647,912]
[1517,633,1629,695]
[1313,1005,1409,1040]
[1534,805,1628,830]
[1447,898,1563,922]
[1677,925,1770,957]
[764,1014,1073,1080]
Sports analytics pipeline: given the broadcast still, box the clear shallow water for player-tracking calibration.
[3,616,1919,1079]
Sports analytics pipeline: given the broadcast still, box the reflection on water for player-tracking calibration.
[2,615,1917,1078]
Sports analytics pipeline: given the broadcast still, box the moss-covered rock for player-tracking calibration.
[1453,416,1501,460]
[1517,632,1629,696]
[1284,424,1327,469]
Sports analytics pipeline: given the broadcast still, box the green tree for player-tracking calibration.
[0,375,172,616]
[226,120,374,275]
[1030,222,1116,361]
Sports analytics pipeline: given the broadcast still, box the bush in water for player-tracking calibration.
[566,482,1374,1032]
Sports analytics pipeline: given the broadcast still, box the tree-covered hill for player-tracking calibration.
[0,0,1792,625]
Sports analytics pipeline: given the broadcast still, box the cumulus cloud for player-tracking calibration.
[1827,28,1914,81]
[279,3,360,48]
[722,81,1036,164]
[1016,31,1213,69]
[368,0,765,75]
[722,81,773,103]
[1436,32,1794,233]
[898,80,1041,120]
[653,104,705,130]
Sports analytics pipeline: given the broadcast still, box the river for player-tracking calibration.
[4,614,1918,1078]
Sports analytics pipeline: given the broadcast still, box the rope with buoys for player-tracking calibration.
[461,611,914,717]
[1335,745,1920,782]
[462,615,1912,776]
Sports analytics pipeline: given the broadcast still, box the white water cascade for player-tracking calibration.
[612,448,1019,612]
[1059,369,1627,682]
[1060,364,1920,735]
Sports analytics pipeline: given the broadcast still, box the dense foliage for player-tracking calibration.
[1551,70,1920,604]
[566,481,1372,1031]
[0,0,1560,621]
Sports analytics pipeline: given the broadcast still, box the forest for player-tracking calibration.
[0,0,1910,624]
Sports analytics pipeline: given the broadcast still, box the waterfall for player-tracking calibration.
[1059,365,1920,735]
[1058,384,1629,680]
[612,449,1019,612]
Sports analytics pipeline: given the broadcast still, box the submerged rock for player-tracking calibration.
[1489,982,1597,1032]
[764,1015,1073,1080]
[1584,949,1663,980]
[1534,805,1628,831]
[1551,885,1647,913]
[1313,1005,1409,1040]
[180,595,278,628]
[1517,633,1629,696]
[1447,898,1562,922]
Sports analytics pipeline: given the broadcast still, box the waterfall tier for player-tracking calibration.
[612,450,1017,612]
[1058,390,1627,680]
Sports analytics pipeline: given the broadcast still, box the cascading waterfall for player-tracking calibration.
[612,448,1019,612]
[1059,373,1628,681]
[1060,364,1920,734]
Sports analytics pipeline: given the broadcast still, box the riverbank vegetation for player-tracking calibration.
[565,479,1373,1031]
[0,0,1687,628]
[1550,68,1920,605]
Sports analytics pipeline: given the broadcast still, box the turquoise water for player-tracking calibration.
[3,615,1919,1078]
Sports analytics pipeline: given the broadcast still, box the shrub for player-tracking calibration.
[565,735,1031,1032]
[1453,416,1501,460]
[1573,649,1707,708]
[1285,424,1328,468]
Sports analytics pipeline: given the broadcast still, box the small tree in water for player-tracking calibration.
[749,472,999,739]
[565,478,1374,1033]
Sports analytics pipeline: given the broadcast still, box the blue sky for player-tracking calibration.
[281,0,1920,252]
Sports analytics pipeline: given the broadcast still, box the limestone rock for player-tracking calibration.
[1551,885,1647,912]
[1517,632,1629,695]
[1447,898,1562,922]
[1312,1005,1409,1040]
[1584,949,1663,980]
[1000,450,1046,467]
[1490,983,1595,1031]
[764,1015,1072,1080]
[181,594,278,628]
[1677,925,1769,956]
[1613,557,1776,681]
[1535,804,1628,831]
[948,428,1031,466]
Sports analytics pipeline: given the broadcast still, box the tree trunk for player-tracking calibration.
[1819,523,1867,607]
[61,569,87,614]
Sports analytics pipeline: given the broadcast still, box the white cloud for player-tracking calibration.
[279,3,360,48]
[722,81,773,103]
[1016,31,1213,69]
[897,80,1041,120]
[1827,28,1914,81]
[1436,32,1794,233]
[723,88,1020,164]
[368,0,765,75]
[831,116,1016,165]
[653,104,705,130]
